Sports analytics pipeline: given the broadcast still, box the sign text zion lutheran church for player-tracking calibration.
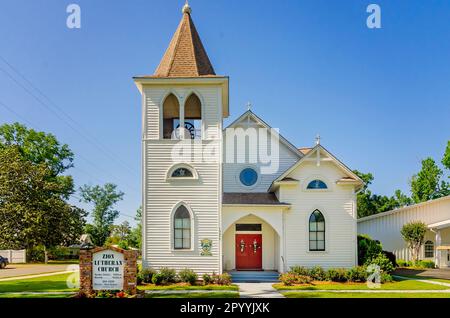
[79,246,137,295]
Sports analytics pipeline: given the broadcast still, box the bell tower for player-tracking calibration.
[134,2,229,275]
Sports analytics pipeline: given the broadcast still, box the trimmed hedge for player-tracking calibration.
[283,265,392,285]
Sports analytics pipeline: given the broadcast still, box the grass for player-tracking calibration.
[0,293,73,298]
[0,273,78,293]
[283,291,450,298]
[138,283,238,291]
[394,274,450,284]
[145,292,239,298]
[273,279,448,291]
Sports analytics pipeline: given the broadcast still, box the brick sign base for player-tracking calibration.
[79,246,137,295]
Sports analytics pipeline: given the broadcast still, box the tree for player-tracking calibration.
[129,206,142,249]
[400,221,427,262]
[410,158,444,203]
[442,140,450,170]
[79,183,124,246]
[0,146,86,260]
[0,122,75,198]
[353,170,412,218]
[111,221,131,241]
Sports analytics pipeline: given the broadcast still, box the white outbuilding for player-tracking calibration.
[358,195,450,268]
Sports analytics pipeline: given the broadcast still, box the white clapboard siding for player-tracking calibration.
[223,118,300,192]
[279,161,357,269]
[142,85,223,276]
[358,196,450,263]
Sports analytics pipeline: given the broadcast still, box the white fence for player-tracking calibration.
[0,249,26,263]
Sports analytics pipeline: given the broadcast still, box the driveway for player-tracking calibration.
[0,264,77,279]
[394,268,450,280]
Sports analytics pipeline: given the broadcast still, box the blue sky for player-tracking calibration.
[0,0,449,225]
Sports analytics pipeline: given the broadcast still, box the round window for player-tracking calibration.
[239,168,258,187]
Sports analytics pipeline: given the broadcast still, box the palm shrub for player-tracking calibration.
[309,266,327,281]
[179,268,198,285]
[326,268,348,282]
[346,266,368,282]
[202,273,213,285]
[289,266,310,276]
[137,268,156,284]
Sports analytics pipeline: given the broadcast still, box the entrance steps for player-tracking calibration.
[228,271,279,283]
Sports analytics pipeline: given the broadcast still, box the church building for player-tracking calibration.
[133,3,364,275]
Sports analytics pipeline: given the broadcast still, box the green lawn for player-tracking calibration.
[145,292,239,298]
[394,275,450,285]
[0,293,73,298]
[0,273,78,294]
[138,284,238,291]
[283,291,450,298]
[273,279,448,291]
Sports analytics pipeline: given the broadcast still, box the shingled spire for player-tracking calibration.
[154,2,216,77]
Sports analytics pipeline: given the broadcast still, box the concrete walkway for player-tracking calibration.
[237,283,285,298]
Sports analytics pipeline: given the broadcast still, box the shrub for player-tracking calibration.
[202,273,213,285]
[381,272,393,283]
[137,268,156,284]
[346,266,368,282]
[382,250,397,267]
[358,234,382,266]
[396,259,408,267]
[151,273,164,285]
[27,246,45,263]
[279,273,313,286]
[414,260,435,269]
[326,268,348,282]
[365,253,395,274]
[159,267,178,284]
[279,273,297,286]
[309,266,327,281]
[215,273,232,285]
[178,268,198,285]
[290,266,310,276]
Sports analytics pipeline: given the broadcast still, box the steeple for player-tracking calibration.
[154,1,216,77]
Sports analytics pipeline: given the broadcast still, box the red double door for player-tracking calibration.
[235,234,262,270]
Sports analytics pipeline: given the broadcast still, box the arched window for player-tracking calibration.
[184,93,202,139]
[424,240,434,258]
[171,168,193,178]
[307,179,328,189]
[309,210,325,251]
[174,205,191,250]
[163,93,180,139]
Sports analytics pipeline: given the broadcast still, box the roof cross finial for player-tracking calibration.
[182,0,192,14]
[315,134,321,145]
[246,102,252,111]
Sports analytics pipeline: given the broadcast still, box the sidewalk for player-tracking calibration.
[237,283,285,298]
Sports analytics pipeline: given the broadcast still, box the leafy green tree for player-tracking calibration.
[410,158,444,203]
[0,146,86,261]
[442,140,450,170]
[353,170,412,218]
[0,122,74,198]
[129,206,142,249]
[79,183,124,246]
[400,221,427,262]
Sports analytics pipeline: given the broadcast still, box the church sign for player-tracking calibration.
[92,249,124,290]
[79,246,137,295]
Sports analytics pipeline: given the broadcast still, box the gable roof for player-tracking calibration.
[223,193,290,206]
[269,144,364,191]
[153,3,216,78]
[225,110,303,159]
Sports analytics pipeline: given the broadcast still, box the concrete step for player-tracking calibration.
[228,271,280,283]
